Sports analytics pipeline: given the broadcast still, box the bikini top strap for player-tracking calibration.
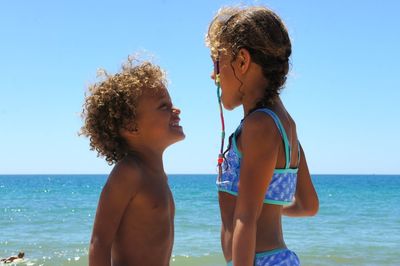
[297,142,301,168]
[232,122,244,157]
[253,108,291,169]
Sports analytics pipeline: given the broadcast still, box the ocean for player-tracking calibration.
[1,174,399,265]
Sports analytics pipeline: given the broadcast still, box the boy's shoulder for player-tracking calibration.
[106,156,144,191]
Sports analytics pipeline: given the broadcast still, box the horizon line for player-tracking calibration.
[0,173,399,176]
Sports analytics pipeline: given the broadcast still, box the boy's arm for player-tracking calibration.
[282,144,319,217]
[89,161,140,266]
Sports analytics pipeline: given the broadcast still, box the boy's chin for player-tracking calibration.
[165,133,185,147]
[173,133,186,143]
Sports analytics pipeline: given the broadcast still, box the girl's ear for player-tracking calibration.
[237,48,251,74]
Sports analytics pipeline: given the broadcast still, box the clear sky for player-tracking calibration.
[1,0,399,175]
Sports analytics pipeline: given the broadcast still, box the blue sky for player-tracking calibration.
[1,0,399,175]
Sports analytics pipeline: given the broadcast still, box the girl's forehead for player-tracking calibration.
[212,48,232,59]
[210,49,219,61]
[213,52,233,65]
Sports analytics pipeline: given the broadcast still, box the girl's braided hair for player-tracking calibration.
[206,6,292,107]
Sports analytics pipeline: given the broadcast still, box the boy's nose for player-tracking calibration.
[172,107,181,114]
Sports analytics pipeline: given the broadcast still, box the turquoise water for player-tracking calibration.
[1,174,399,265]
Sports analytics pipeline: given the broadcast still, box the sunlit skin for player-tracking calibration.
[89,87,185,266]
[211,49,319,265]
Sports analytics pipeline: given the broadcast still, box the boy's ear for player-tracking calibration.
[237,48,251,73]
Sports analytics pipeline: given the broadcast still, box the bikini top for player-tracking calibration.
[216,108,300,205]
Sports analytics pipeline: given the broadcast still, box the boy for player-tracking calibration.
[81,57,185,266]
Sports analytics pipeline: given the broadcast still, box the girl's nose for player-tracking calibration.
[211,71,215,81]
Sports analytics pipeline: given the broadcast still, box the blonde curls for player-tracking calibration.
[80,56,166,164]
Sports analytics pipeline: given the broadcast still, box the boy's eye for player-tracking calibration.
[159,103,171,110]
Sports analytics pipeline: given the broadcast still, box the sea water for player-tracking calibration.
[1,174,399,265]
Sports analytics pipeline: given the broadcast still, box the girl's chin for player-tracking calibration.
[222,103,237,111]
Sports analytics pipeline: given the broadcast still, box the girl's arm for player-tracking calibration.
[282,144,319,217]
[89,161,139,266]
[232,112,281,266]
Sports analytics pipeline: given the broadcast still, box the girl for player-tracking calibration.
[206,6,319,266]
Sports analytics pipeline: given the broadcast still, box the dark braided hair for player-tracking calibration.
[206,6,292,158]
[206,6,292,108]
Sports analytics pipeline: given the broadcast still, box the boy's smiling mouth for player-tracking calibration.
[170,120,181,127]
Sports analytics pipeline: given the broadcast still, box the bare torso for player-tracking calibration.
[111,172,175,266]
[219,193,285,261]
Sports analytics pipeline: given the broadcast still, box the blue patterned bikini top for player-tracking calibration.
[217,108,300,205]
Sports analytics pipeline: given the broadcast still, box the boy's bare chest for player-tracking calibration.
[127,177,174,219]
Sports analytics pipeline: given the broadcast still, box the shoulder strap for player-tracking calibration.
[231,121,244,158]
[253,108,291,169]
[297,141,301,167]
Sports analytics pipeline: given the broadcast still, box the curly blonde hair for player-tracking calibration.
[80,57,166,164]
[206,6,292,106]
